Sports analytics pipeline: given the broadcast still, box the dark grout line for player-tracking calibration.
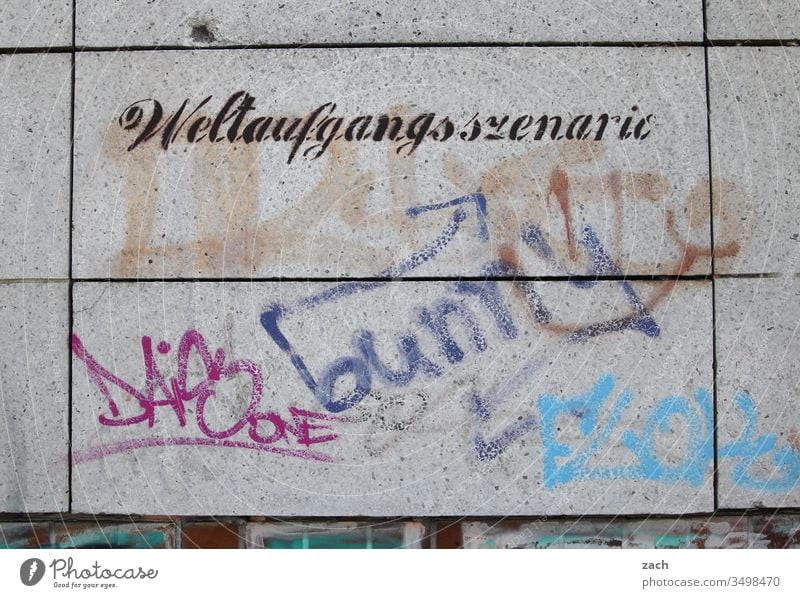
[66,0,76,514]
[1,508,798,523]
[72,41,706,51]
[2,39,800,56]
[67,274,798,284]
[70,275,715,284]
[0,39,800,55]
[707,39,800,46]
[701,0,720,516]
[0,47,73,54]
[1,274,786,284]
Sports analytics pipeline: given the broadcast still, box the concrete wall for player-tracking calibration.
[1,0,799,546]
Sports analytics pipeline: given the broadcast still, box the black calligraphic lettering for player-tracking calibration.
[344,115,373,141]
[428,117,455,141]
[305,115,344,159]
[208,91,246,142]
[459,113,481,141]
[272,116,303,142]
[634,114,654,140]
[227,93,256,142]
[160,96,212,150]
[120,99,164,151]
[399,113,434,154]
[484,115,509,140]
[619,105,639,140]
[288,103,333,163]
[509,115,533,140]
[534,115,562,140]
[593,114,617,140]
[187,116,212,142]
[372,115,404,141]
[119,102,145,131]
[241,116,267,143]
[118,93,657,157]
[566,115,593,140]
[252,117,274,142]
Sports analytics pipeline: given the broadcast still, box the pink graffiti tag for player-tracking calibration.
[71,330,338,463]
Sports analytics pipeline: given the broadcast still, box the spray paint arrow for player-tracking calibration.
[405,192,489,242]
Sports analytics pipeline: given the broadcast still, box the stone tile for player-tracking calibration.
[0,53,71,278]
[462,519,625,548]
[0,1,71,48]
[51,522,177,548]
[74,48,709,278]
[71,280,712,515]
[706,1,800,40]
[710,48,800,276]
[716,277,800,508]
[0,522,51,548]
[246,521,425,548]
[75,1,702,46]
[0,282,68,512]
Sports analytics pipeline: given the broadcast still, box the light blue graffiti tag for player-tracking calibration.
[538,373,636,487]
[720,392,800,492]
[538,374,715,488]
[622,389,714,486]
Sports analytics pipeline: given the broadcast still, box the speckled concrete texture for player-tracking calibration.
[0,1,71,48]
[76,1,703,46]
[1,0,798,529]
[707,0,800,40]
[710,47,800,276]
[71,280,712,515]
[716,276,800,509]
[0,53,71,279]
[73,47,709,278]
[0,282,68,512]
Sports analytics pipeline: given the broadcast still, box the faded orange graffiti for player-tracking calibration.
[104,115,751,341]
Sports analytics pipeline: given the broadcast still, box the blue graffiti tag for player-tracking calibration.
[260,193,660,414]
[261,194,488,412]
[256,189,798,494]
[528,373,798,492]
[471,361,541,461]
[720,392,800,492]
[519,223,660,341]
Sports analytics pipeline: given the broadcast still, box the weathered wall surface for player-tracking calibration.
[73,47,709,278]
[0,48,71,512]
[706,1,800,40]
[0,1,71,48]
[71,280,714,515]
[1,0,800,545]
[75,1,703,45]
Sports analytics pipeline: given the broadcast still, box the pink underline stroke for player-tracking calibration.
[72,437,335,465]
